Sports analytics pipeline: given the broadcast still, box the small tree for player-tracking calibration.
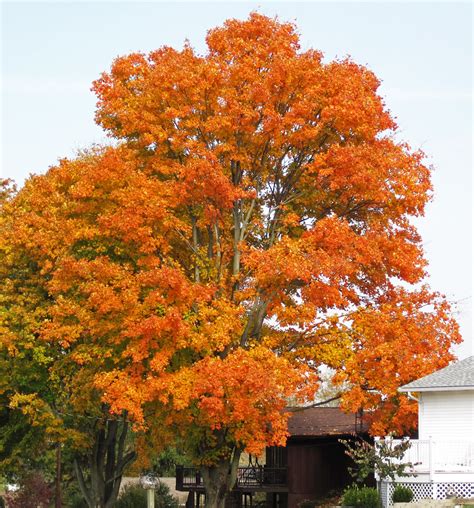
[340,435,416,484]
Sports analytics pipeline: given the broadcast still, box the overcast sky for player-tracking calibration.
[1,1,472,358]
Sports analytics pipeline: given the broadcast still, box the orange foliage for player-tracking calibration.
[3,14,461,471]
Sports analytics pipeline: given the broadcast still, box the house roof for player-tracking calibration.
[399,356,474,393]
[286,406,366,437]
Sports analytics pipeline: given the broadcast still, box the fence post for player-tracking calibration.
[428,437,435,481]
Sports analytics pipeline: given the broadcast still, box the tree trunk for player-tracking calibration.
[74,412,136,508]
[201,462,228,508]
[55,443,62,508]
[201,448,241,508]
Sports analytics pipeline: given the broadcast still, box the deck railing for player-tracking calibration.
[236,466,287,487]
[176,466,287,491]
[176,467,204,489]
[375,438,474,479]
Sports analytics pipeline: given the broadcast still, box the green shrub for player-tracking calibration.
[342,485,381,508]
[116,482,179,508]
[62,480,88,508]
[68,492,88,508]
[392,485,414,503]
[115,485,145,508]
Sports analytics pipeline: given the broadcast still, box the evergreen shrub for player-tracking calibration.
[392,485,414,503]
[341,485,381,508]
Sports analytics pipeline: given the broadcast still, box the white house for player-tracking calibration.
[378,356,474,506]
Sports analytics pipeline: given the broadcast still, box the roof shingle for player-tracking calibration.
[286,407,366,437]
[399,356,474,392]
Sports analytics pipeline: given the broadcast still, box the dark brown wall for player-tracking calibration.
[286,438,353,508]
[266,445,288,468]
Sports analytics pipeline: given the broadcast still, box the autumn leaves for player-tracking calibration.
[0,13,461,506]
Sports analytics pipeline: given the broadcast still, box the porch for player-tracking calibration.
[379,438,474,479]
[377,439,474,507]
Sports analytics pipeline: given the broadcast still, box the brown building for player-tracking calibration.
[176,406,369,508]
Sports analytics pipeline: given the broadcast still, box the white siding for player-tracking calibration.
[418,390,474,441]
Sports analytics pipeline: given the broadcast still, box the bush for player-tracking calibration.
[342,485,381,508]
[115,485,145,508]
[3,472,52,508]
[62,480,88,508]
[116,482,179,508]
[392,485,414,503]
[68,492,88,508]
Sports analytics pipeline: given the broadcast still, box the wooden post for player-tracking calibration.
[176,466,183,490]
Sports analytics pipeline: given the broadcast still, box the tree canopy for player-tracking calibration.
[91,12,459,434]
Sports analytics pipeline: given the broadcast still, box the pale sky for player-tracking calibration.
[1,1,472,357]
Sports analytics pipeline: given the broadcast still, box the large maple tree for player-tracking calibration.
[1,13,460,508]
